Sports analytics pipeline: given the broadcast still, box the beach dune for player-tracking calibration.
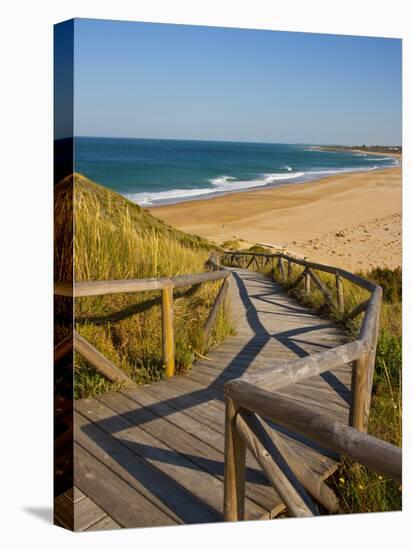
[151,166,402,271]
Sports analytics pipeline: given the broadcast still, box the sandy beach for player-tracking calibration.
[150,165,402,272]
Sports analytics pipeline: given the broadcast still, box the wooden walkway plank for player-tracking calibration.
[74,443,177,528]
[75,411,217,524]
[117,387,285,515]
[76,396,266,520]
[95,391,277,516]
[86,516,121,531]
[71,266,353,528]
[138,378,338,476]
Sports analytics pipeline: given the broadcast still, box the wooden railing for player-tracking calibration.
[221,250,401,519]
[54,257,231,381]
[54,248,401,519]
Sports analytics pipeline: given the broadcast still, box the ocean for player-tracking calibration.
[74,137,398,206]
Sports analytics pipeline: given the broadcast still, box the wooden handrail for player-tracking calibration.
[222,249,382,430]
[54,260,232,379]
[222,250,377,292]
[220,249,396,520]
[241,339,368,391]
[225,380,401,482]
[223,382,401,520]
[54,268,230,298]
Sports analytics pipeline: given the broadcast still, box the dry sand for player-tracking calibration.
[150,165,402,272]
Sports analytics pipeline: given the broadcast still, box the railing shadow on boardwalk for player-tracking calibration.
[76,267,350,521]
[55,250,401,525]
[80,268,348,429]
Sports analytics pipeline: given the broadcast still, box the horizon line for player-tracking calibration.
[62,135,401,147]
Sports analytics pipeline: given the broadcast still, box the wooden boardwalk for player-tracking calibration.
[70,268,352,530]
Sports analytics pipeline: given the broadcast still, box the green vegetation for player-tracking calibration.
[54,174,233,399]
[321,145,402,155]
[221,238,249,251]
[333,267,402,514]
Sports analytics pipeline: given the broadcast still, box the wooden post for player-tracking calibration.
[223,396,246,521]
[308,268,337,309]
[161,285,175,378]
[236,411,316,517]
[364,307,381,426]
[349,352,369,432]
[287,260,292,280]
[304,270,311,295]
[204,277,230,337]
[336,274,344,313]
[278,258,285,280]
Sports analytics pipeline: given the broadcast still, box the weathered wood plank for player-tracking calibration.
[74,443,177,527]
[55,490,107,531]
[137,379,339,477]
[86,516,121,531]
[95,391,274,516]
[75,410,215,524]
[64,486,86,504]
[72,265,367,527]
[76,397,265,520]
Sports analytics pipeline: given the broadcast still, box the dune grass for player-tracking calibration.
[54,174,233,399]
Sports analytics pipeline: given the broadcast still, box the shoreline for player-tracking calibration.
[150,164,402,271]
[146,153,400,208]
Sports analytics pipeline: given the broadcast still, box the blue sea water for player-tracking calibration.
[74,137,398,206]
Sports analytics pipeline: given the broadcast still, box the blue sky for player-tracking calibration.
[73,19,402,145]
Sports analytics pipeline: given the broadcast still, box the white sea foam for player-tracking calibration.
[126,162,390,207]
[282,165,293,171]
[128,171,306,205]
[365,156,392,161]
[208,175,237,186]
[308,166,379,176]
[264,172,304,182]
[126,187,218,206]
